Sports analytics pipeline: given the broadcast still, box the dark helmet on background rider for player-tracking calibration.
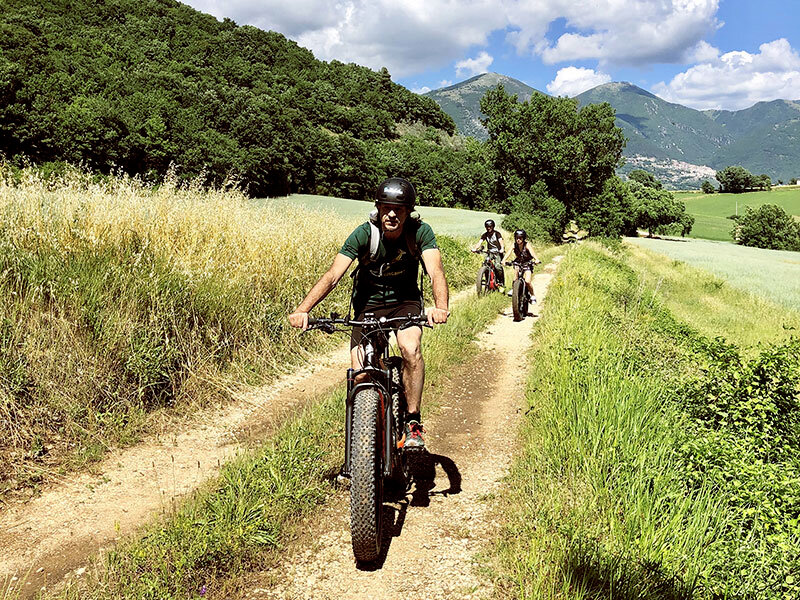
[375,177,416,208]
[514,229,527,242]
[484,219,495,228]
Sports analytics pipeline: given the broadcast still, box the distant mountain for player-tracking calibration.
[423,75,800,188]
[423,73,543,139]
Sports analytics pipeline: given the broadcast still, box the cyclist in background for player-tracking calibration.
[288,177,449,450]
[472,219,505,288]
[510,229,541,302]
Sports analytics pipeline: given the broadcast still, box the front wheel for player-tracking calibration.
[350,388,384,563]
[476,266,491,295]
[512,278,526,321]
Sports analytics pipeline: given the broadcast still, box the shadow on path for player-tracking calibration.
[356,451,461,571]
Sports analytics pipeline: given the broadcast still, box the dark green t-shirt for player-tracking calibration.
[339,221,438,312]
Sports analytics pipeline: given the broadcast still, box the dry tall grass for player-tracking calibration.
[0,166,354,492]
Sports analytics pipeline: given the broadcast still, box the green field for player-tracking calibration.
[266,194,505,238]
[627,236,800,312]
[675,186,800,241]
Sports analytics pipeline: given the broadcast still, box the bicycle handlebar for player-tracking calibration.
[504,259,541,266]
[307,313,432,333]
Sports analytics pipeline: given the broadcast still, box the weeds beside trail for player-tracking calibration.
[490,242,800,599]
[50,291,508,600]
[0,166,479,496]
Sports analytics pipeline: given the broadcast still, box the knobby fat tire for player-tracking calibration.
[476,265,490,295]
[350,387,384,563]
[512,278,526,321]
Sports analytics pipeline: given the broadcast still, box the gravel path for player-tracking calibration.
[0,289,474,597]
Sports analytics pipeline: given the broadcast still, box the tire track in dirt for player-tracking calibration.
[242,257,562,600]
[0,289,475,597]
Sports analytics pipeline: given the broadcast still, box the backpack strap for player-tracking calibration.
[368,220,381,261]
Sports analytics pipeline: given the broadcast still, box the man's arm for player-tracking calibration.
[421,248,449,325]
[288,253,354,330]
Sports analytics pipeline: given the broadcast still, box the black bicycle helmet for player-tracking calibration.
[514,229,527,241]
[375,177,416,208]
[484,219,495,228]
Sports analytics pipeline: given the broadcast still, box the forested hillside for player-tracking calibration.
[0,0,454,197]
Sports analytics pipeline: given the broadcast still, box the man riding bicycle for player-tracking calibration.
[288,177,449,449]
[510,229,541,302]
[472,219,505,288]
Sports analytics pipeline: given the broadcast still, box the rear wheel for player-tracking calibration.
[388,367,409,491]
[512,278,526,321]
[350,388,384,563]
[476,266,490,295]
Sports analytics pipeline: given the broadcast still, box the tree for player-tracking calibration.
[701,180,715,194]
[734,204,800,251]
[628,169,662,189]
[480,85,625,219]
[790,178,798,185]
[629,181,689,237]
[716,165,755,193]
[501,181,568,243]
[577,176,637,237]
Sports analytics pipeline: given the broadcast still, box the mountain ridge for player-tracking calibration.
[424,74,800,187]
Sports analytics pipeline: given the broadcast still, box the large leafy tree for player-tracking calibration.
[480,85,625,217]
[734,204,800,251]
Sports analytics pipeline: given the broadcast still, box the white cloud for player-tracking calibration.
[439,79,454,87]
[653,39,800,110]
[411,86,431,94]
[455,51,493,77]
[182,0,721,77]
[538,0,721,66]
[684,40,720,63]
[546,67,611,96]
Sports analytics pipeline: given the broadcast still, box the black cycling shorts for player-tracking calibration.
[350,300,423,350]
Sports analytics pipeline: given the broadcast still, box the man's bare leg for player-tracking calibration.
[396,325,424,414]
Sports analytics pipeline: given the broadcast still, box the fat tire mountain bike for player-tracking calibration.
[308,312,429,563]
[473,249,504,295]
[506,259,538,321]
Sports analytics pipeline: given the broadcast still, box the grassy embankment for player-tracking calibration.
[675,186,800,241]
[0,167,481,496]
[43,290,510,599]
[490,241,800,599]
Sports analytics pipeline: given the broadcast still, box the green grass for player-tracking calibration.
[50,291,510,600]
[489,242,800,599]
[675,186,800,241]
[626,236,800,314]
[268,194,506,238]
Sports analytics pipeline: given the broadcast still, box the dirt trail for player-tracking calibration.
[243,257,563,600]
[0,289,475,596]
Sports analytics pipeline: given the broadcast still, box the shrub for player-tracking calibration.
[678,338,800,596]
[577,176,637,237]
[501,181,567,243]
[734,204,800,251]
[700,180,715,194]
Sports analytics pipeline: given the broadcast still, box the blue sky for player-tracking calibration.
[183,0,800,111]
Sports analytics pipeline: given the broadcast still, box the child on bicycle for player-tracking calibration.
[472,219,505,288]
[510,229,541,302]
